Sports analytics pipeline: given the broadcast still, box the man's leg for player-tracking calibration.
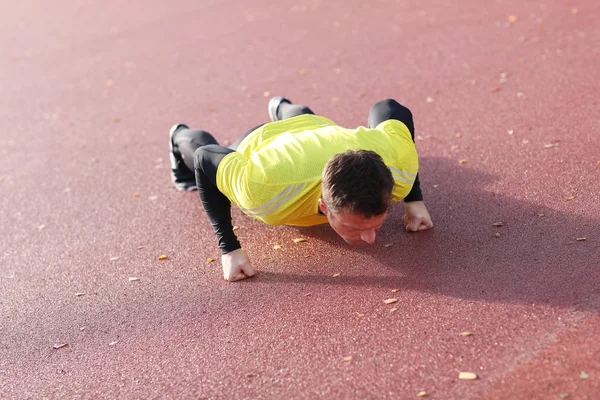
[268,96,315,121]
[368,98,415,139]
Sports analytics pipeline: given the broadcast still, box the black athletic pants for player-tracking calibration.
[174,99,421,254]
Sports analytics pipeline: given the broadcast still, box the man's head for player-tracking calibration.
[319,150,394,245]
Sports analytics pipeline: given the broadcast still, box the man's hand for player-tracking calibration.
[402,201,433,232]
[221,248,255,282]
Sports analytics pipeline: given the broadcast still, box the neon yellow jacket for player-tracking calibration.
[216,114,418,226]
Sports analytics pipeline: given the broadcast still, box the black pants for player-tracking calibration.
[174,98,415,178]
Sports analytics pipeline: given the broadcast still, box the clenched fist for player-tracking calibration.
[221,248,255,281]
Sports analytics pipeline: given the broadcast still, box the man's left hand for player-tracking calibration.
[402,201,433,232]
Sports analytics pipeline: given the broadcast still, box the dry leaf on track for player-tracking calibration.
[110,257,120,261]
[332,273,341,277]
[128,277,139,282]
[575,238,586,241]
[459,372,478,380]
[417,392,428,397]
[459,159,468,164]
[158,254,167,260]
[492,222,503,227]
[292,238,307,243]
[384,298,398,304]
[206,258,215,262]
[74,292,85,297]
[391,288,400,293]
[273,244,282,249]
[384,243,394,248]
[53,343,68,349]
[342,356,352,362]
[460,332,473,336]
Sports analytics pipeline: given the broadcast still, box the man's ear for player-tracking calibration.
[318,198,328,215]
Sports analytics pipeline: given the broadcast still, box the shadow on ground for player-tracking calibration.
[243,156,600,314]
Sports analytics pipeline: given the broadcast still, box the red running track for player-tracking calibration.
[1,0,599,398]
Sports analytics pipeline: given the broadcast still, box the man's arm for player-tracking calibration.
[194,145,254,281]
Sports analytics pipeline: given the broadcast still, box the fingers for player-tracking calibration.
[242,263,255,277]
[227,272,249,282]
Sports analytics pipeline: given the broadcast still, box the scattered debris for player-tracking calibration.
[459,159,468,164]
[391,288,401,293]
[494,233,501,238]
[426,96,435,103]
[417,392,428,398]
[109,257,120,261]
[575,238,587,241]
[53,343,69,350]
[384,298,398,304]
[273,244,282,249]
[158,254,167,260]
[132,192,141,197]
[384,243,394,248]
[206,257,215,262]
[580,372,589,379]
[460,332,473,337]
[292,238,307,243]
[128,277,139,282]
[332,273,341,277]
[74,292,85,297]
[492,222,504,227]
[342,356,352,362]
[508,15,517,23]
[459,372,478,380]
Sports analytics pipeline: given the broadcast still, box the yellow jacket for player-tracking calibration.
[216,114,418,226]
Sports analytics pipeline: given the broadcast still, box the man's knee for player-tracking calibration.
[372,98,411,117]
[193,147,205,171]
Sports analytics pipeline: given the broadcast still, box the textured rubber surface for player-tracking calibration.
[1,0,599,399]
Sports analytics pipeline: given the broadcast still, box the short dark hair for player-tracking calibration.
[321,150,394,218]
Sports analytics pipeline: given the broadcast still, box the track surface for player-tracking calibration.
[1,1,599,399]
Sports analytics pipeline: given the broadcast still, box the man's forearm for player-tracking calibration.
[404,173,423,202]
[194,145,241,254]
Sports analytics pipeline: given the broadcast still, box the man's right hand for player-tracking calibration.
[221,248,255,282]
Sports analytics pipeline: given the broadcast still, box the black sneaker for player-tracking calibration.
[268,96,291,122]
[169,123,197,191]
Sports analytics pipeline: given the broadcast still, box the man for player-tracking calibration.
[169,97,433,281]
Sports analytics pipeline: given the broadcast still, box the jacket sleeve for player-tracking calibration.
[193,145,241,254]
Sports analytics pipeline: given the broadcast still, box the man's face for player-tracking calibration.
[319,200,387,245]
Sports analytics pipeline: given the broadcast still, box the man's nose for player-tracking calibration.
[360,229,376,244]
